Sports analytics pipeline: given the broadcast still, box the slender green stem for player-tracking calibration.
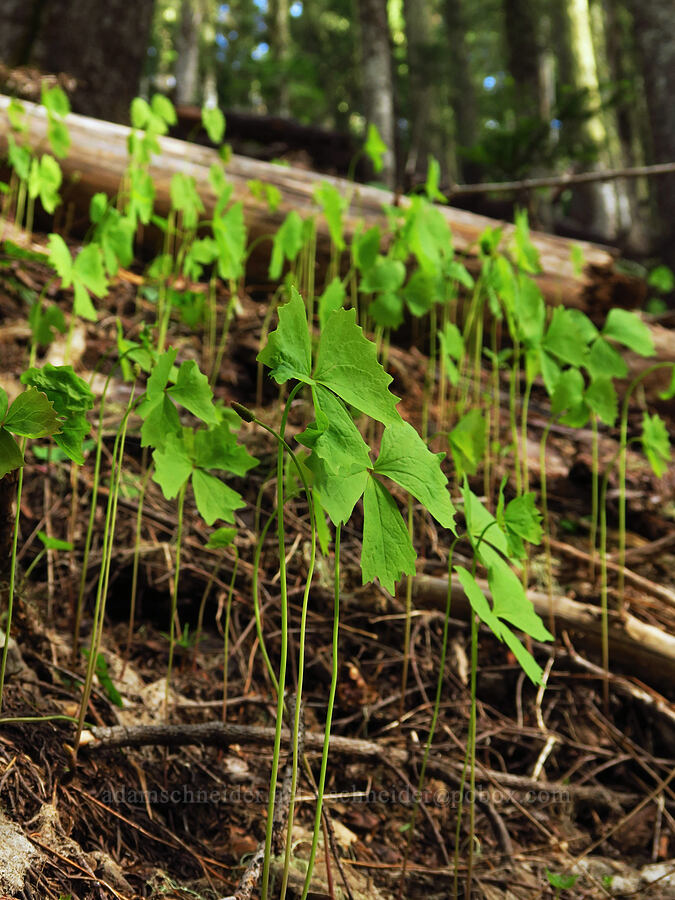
[280,479,317,900]
[509,336,522,497]
[74,373,114,658]
[210,279,238,386]
[589,413,599,582]
[617,363,672,612]
[165,480,187,714]
[399,497,414,723]
[73,391,133,757]
[193,559,223,671]
[156,210,176,354]
[307,220,317,318]
[21,549,46,585]
[261,383,303,900]
[471,296,484,408]
[422,305,437,440]
[489,317,501,509]
[520,373,534,591]
[123,463,152,671]
[466,611,479,897]
[399,539,458,895]
[0,446,25,712]
[438,300,449,434]
[0,714,90,725]
[301,522,341,900]
[206,272,218,376]
[520,374,533,496]
[25,195,35,241]
[222,551,239,723]
[599,464,612,714]
[257,290,281,407]
[539,422,555,635]
[253,510,280,693]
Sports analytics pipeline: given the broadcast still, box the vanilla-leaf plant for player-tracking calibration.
[137,348,257,706]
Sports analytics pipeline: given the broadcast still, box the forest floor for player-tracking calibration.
[0,243,675,900]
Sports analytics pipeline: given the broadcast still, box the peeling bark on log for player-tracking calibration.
[0,95,642,310]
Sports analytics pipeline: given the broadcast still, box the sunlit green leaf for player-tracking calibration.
[602,308,654,357]
[642,413,670,477]
[152,432,193,499]
[269,210,304,280]
[0,428,24,477]
[192,469,243,525]
[298,385,370,475]
[318,277,345,330]
[20,365,94,463]
[167,360,218,424]
[314,307,401,424]
[206,526,237,549]
[586,336,627,381]
[449,409,486,478]
[424,156,446,202]
[194,423,258,475]
[352,225,381,271]
[307,455,368,526]
[361,476,416,594]
[375,422,456,529]
[364,123,387,174]
[584,377,617,426]
[542,306,589,366]
[37,530,73,551]
[4,387,63,438]
[500,492,543,559]
[368,292,404,329]
[47,233,73,287]
[314,182,346,250]
[258,285,313,385]
[202,106,226,144]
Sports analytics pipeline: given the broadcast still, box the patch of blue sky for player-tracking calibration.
[251,42,269,60]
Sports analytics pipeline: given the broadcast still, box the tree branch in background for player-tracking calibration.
[449,160,675,196]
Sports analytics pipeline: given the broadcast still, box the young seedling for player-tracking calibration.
[138,348,256,709]
[252,285,458,898]
[0,384,63,707]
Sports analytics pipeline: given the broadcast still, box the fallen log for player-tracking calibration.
[412,574,675,689]
[0,95,641,310]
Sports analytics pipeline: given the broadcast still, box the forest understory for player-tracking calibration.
[0,235,674,900]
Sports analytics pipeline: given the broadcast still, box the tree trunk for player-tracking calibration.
[357,0,396,188]
[442,0,478,182]
[175,0,203,107]
[503,0,547,116]
[0,0,43,68]
[268,0,291,116]
[0,0,155,124]
[559,0,626,241]
[625,0,675,268]
[402,0,443,182]
[588,0,647,253]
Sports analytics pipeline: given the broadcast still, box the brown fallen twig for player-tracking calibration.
[610,531,675,567]
[561,633,675,730]
[85,721,628,816]
[549,537,675,611]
